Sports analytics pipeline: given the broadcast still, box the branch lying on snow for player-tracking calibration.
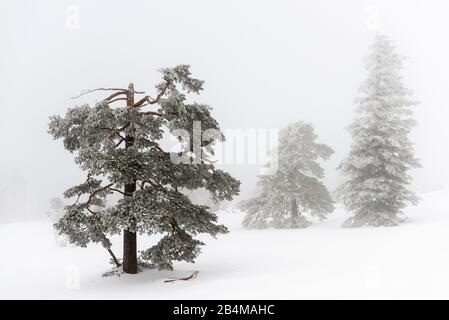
[164,271,199,283]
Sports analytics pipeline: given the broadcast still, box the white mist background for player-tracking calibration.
[1,0,448,222]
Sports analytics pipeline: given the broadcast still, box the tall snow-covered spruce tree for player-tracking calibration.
[242,122,334,229]
[337,35,420,227]
[48,65,240,274]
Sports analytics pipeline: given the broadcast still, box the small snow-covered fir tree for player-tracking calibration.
[47,197,65,223]
[48,65,240,274]
[47,197,69,246]
[242,121,334,229]
[337,34,420,227]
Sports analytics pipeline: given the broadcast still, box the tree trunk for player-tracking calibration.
[123,229,137,273]
[122,83,138,274]
[123,178,137,273]
[291,198,299,227]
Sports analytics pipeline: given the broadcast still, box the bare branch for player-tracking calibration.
[107,97,127,104]
[103,90,128,102]
[132,78,171,108]
[71,88,129,100]
[132,96,151,108]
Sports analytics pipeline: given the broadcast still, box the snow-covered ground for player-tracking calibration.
[1,189,449,299]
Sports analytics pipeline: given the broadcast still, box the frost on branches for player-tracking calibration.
[48,65,240,273]
[242,122,334,229]
[337,35,420,227]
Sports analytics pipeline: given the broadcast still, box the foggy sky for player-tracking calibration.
[1,0,448,222]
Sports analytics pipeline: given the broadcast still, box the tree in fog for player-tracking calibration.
[242,121,334,229]
[48,65,240,274]
[47,197,69,246]
[337,35,420,227]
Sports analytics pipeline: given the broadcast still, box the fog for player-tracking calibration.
[1,0,448,222]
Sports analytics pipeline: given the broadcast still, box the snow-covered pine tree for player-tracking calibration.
[242,121,334,229]
[337,34,420,227]
[48,65,240,274]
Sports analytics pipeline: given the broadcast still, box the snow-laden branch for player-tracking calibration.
[78,183,113,210]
